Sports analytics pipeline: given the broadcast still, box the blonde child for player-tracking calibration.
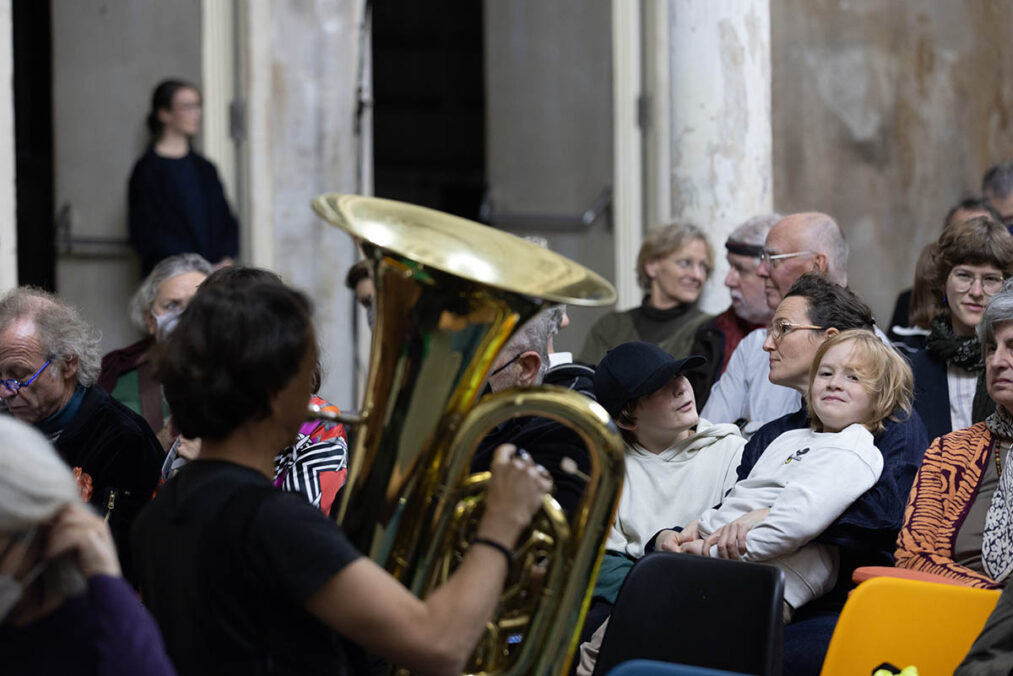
[667,329,914,621]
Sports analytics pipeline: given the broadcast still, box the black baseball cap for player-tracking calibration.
[593,342,706,419]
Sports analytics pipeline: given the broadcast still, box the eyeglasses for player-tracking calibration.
[0,360,52,395]
[766,320,824,343]
[949,269,1005,296]
[759,250,814,269]
[489,353,522,378]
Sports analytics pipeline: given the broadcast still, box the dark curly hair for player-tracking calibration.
[783,273,875,332]
[156,272,314,440]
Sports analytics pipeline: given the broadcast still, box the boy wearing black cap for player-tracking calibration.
[581,342,745,637]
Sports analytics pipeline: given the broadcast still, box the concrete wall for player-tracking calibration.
[52,0,201,350]
[484,0,614,355]
[244,0,361,407]
[771,0,1013,325]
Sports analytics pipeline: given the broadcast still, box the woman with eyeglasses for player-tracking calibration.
[0,415,175,675]
[907,216,1013,443]
[578,222,714,365]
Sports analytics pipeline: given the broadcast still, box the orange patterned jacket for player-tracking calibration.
[895,422,1002,588]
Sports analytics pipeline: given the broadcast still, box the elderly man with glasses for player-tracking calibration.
[701,212,861,436]
[0,287,163,576]
[684,213,782,409]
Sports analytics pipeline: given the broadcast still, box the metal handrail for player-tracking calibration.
[54,203,133,256]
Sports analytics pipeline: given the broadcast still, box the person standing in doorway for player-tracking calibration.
[129,79,239,276]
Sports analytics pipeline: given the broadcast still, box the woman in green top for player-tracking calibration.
[97,253,212,446]
[578,222,714,365]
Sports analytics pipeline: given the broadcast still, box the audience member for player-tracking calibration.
[472,305,591,516]
[0,288,163,575]
[583,342,745,641]
[957,583,1013,673]
[133,274,551,674]
[129,79,239,275]
[726,275,927,674]
[0,415,175,675]
[890,199,1003,348]
[98,253,213,446]
[983,161,1013,223]
[702,212,850,435]
[907,216,1013,442]
[344,258,375,328]
[578,222,713,365]
[686,213,782,408]
[896,280,1013,588]
[666,331,913,622]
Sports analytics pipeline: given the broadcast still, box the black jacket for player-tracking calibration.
[128,147,239,275]
[54,386,164,577]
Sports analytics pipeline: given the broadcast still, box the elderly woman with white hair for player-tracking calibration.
[99,253,213,444]
[898,278,1013,588]
[0,416,175,674]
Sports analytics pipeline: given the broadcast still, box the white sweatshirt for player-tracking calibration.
[697,423,883,608]
[606,418,746,558]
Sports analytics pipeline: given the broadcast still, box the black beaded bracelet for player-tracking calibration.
[471,537,514,565]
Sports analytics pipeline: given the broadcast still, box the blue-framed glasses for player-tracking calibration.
[0,360,52,395]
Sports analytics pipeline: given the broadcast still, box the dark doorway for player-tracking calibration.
[12,0,55,289]
[371,1,486,220]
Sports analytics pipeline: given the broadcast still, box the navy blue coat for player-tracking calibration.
[908,347,952,443]
[128,147,239,275]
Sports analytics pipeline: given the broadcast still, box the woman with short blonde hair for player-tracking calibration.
[579,222,714,364]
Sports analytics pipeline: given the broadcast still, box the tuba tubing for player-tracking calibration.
[420,386,625,675]
[310,193,624,675]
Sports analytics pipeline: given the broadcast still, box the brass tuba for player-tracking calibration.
[312,194,625,675]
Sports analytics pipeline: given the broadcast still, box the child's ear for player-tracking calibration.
[615,418,637,433]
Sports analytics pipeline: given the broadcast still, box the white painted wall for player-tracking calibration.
[242,0,362,409]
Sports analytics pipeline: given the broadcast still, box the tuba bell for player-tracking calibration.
[312,194,625,675]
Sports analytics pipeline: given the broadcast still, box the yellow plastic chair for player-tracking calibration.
[820,576,1001,676]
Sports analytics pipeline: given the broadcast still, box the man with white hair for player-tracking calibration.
[686,214,782,408]
[472,305,591,516]
[701,212,852,435]
[0,287,163,572]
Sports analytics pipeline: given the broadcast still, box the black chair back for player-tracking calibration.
[592,552,784,676]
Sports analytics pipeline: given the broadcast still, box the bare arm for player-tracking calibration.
[305,444,552,675]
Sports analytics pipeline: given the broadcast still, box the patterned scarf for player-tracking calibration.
[926,315,984,372]
[982,406,1013,582]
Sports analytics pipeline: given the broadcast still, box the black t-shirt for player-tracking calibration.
[132,460,364,675]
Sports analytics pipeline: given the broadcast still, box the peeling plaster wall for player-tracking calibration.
[667,0,774,314]
[771,0,1013,325]
[259,0,361,406]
